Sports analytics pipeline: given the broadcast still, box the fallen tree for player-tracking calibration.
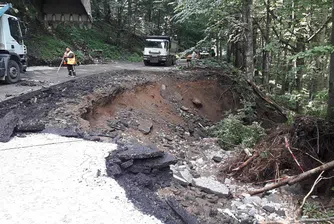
[249,159,334,195]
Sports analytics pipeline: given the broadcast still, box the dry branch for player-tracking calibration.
[246,79,287,118]
[232,151,259,172]
[299,171,324,209]
[249,160,334,195]
[300,216,334,223]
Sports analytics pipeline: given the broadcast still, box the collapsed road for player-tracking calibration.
[0,65,297,224]
[0,62,177,102]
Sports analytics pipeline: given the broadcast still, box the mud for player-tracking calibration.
[0,68,288,223]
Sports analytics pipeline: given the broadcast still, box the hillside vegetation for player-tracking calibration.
[26,22,143,66]
[11,1,144,66]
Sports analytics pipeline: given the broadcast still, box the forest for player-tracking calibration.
[90,0,334,120]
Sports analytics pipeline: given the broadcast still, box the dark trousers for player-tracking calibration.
[67,65,76,76]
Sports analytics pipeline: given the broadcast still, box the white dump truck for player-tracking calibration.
[143,36,178,66]
[0,1,92,84]
[0,3,27,83]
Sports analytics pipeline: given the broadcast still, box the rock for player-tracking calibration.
[181,106,189,112]
[138,120,153,135]
[171,165,193,186]
[248,208,257,217]
[165,136,173,141]
[16,120,45,132]
[0,111,19,142]
[192,97,202,107]
[209,208,218,217]
[190,170,200,178]
[121,159,134,169]
[263,205,275,213]
[42,127,80,138]
[192,176,230,197]
[166,198,199,224]
[128,166,151,174]
[276,209,286,217]
[207,196,219,204]
[108,157,122,165]
[265,193,281,204]
[117,145,164,160]
[231,201,244,210]
[131,153,177,171]
[240,218,253,224]
[224,178,232,185]
[83,136,101,141]
[243,196,263,206]
[106,164,122,176]
[282,183,304,195]
[134,173,153,188]
[212,156,223,163]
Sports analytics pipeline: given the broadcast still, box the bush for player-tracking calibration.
[127,53,142,62]
[211,114,266,150]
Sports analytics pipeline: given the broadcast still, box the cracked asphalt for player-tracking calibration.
[0,61,179,102]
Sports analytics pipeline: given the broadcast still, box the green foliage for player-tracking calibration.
[303,202,334,219]
[211,114,265,149]
[304,90,328,118]
[290,46,334,60]
[273,93,300,111]
[211,103,265,150]
[126,53,142,62]
[273,90,328,118]
[27,36,68,63]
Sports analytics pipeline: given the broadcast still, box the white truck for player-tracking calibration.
[0,3,27,83]
[143,36,178,66]
[0,1,92,84]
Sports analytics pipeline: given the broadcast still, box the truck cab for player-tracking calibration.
[0,3,27,84]
[143,36,178,66]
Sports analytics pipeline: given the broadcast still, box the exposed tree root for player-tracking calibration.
[221,116,334,196]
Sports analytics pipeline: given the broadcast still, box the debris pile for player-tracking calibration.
[223,116,334,196]
[106,144,178,179]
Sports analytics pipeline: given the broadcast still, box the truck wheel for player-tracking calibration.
[144,61,150,66]
[172,57,176,65]
[166,58,172,66]
[5,60,20,84]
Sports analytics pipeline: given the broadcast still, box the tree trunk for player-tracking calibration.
[327,0,334,120]
[244,0,254,80]
[263,0,271,90]
[235,42,243,68]
[227,42,232,63]
[280,49,290,95]
[128,0,132,29]
[296,40,305,92]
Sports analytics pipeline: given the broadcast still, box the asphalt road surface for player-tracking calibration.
[0,61,180,102]
[0,134,161,224]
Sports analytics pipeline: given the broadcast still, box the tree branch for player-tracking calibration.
[249,159,334,195]
[300,216,334,223]
[272,26,296,51]
[307,17,332,42]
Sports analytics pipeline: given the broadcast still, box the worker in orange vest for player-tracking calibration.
[63,47,77,77]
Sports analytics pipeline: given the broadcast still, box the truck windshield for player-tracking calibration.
[8,17,23,44]
[145,40,168,49]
